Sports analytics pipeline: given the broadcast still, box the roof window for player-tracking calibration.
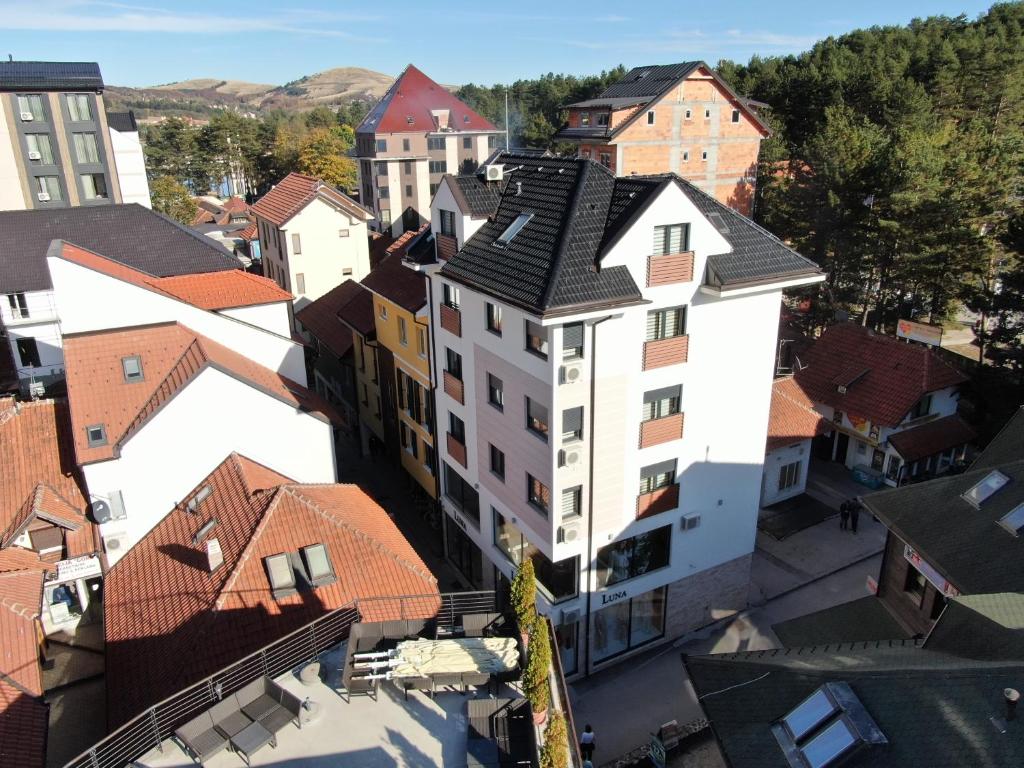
[635,70,650,81]
[192,518,218,545]
[962,470,1009,508]
[495,212,533,247]
[998,502,1024,536]
[705,211,730,234]
[85,424,107,447]
[302,543,337,587]
[265,553,297,599]
[186,485,213,513]
[121,355,143,382]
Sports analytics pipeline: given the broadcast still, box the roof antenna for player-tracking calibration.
[7,55,12,62]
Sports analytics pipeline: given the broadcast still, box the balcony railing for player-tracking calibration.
[642,334,689,370]
[636,483,680,519]
[646,252,695,287]
[447,432,467,467]
[440,303,462,337]
[443,370,464,404]
[639,412,685,449]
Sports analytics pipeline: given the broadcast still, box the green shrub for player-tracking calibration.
[540,711,568,768]
[523,615,552,713]
[509,558,537,634]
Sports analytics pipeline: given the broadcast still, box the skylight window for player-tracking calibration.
[265,553,297,599]
[999,503,1024,536]
[85,424,107,447]
[962,470,1009,508]
[302,543,336,587]
[121,355,143,382]
[495,212,533,247]
[802,719,858,768]
[783,689,836,741]
[706,211,730,234]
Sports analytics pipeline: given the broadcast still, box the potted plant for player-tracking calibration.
[509,558,537,645]
[540,711,568,768]
[523,616,552,725]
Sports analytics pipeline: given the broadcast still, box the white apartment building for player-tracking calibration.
[251,172,373,311]
[422,154,823,676]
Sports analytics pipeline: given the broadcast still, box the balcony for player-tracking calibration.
[646,252,695,287]
[440,303,462,337]
[447,432,467,467]
[642,334,689,370]
[436,233,457,261]
[639,412,685,449]
[443,370,464,404]
[636,483,680,519]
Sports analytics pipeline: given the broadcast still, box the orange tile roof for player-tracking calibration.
[238,222,258,241]
[294,280,361,358]
[0,678,48,768]
[1,485,92,557]
[251,172,372,228]
[63,323,340,465]
[0,569,43,696]
[766,377,829,452]
[56,242,291,309]
[104,453,438,724]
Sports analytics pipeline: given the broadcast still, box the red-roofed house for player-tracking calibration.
[103,453,438,725]
[794,324,974,486]
[355,65,503,237]
[250,172,373,310]
[762,378,830,506]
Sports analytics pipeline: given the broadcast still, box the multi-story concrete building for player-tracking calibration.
[355,65,503,237]
[554,62,769,215]
[0,60,151,211]
[421,153,823,676]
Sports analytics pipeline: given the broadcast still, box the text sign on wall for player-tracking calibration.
[897,320,943,347]
[55,555,102,583]
[903,544,960,596]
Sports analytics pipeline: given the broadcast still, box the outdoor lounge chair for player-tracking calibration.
[462,612,505,638]
[432,671,463,695]
[209,697,252,739]
[461,671,491,694]
[235,678,281,722]
[400,675,433,700]
[259,685,304,734]
[175,710,229,765]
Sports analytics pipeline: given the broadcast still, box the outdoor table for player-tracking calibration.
[230,719,276,766]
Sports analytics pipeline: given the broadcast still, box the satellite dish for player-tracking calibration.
[91,499,112,524]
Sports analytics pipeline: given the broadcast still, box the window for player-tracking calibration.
[416,327,427,358]
[732,109,740,123]
[375,138,387,152]
[429,160,447,174]
[642,385,681,421]
[596,526,672,587]
[448,412,465,443]
[36,176,62,201]
[647,110,655,125]
[562,323,583,359]
[290,232,301,254]
[580,112,591,127]
[380,209,391,226]
[525,320,548,358]
[489,444,505,480]
[646,306,686,341]
[904,566,927,604]
[302,544,336,587]
[400,422,418,458]
[488,135,498,149]
[379,303,388,320]
[486,302,503,335]
[17,94,45,121]
[779,461,801,491]
[561,486,582,519]
[374,161,387,177]
[427,136,446,150]
[66,94,92,122]
[72,132,99,164]
[378,187,390,199]
[85,423,107,447]
[7,293,28,319]
[402,160,412,175]
[701,150,708,162]
[424,444,436,474]
[121,355,143,382]
[493,508,578,602]
[398,317,408,346]
[562,406,583,442]
[496,212,533,246]
[442,283,460,308]
[597,113,609,127]
[16,337,40,367]
[265,553,297,599]
[402,138,411,151]
[653,223,690,255]
[599,152,611,168]
[592,585,667,661]
[80,173,108,200]
[526,397,549,440]
[463,137,472,149]
[342,267,353,275]
[773,682,885,768]
[999,503,1024,536]
[639,460,676,495]
[430,183,438,196]
[444,461,479,524]
[445,347,462,379]
[527,474,550,515]
[909,394,932,419]
[962,470,1009,508]
[487,373,503,410]
[684,108,692,120]
[704,108,711,119]
[581,149,591,159]
[682,150,689,162]
[440,209,456,236]
[25,134,54,164]
[294,272,306,294]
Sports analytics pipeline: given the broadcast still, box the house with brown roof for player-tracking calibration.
[103,452,438,725]
[250,172,373,311]
[762,377,830,507]
[794,324,974,487]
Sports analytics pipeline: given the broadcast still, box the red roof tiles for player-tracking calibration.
[0,567,46,768]
[887,415,976,462]
[358,65,496,135]
[104,453,437,724]
[794,324,968,427]
[294,281,362,358]
[0,679,48,768]
[361,250,428,313]
[250,172,371,228]
[766,378,829,452]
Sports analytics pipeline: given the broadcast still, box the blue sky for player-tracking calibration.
[0,1,998,87]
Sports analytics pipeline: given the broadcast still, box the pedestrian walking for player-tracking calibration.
[839,501,850,531]
[849,498,861,534]
[580,724,596,761]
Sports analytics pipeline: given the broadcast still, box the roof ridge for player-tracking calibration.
[212,485,288,612]
[540,159,593,309]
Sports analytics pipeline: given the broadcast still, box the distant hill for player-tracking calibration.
[105,67,396,119]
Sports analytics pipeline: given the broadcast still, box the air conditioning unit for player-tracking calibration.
[103,533,126,553]
[558,519,582,543]
[27,150,41,161]
[558,447,582,468]
[37,192,50,202]
[559,362,583,385]
[681,512,701,531]
[484,164,504,182]
[28,380,45,399]
[20,111,34,121]
[561,608,581,625]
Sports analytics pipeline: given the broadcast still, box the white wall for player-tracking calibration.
[0,97,27,211]
[108,128,152,208]
[218,301,293,339]
[1,289,63,380]
[283,197,370,308]
[431,177,488,249]
[86,366,337,564]
[761,440,811,506]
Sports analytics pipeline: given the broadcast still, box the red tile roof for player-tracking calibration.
[794,324,968,427]
[0,679,47,768]
[250,172,372,228]
[887,415,977,463]
[57,242,290,309]
[358,65,496,135]
[294,281,362,358]
[221,197,250,215]
[1,485,93,558]
[104,453,438,724]
[0,570,43,696]
[361,250,428,313]
[766,378,829,452]
[63,322,340,465]
[335,281,376,337]
[238,222,258,242]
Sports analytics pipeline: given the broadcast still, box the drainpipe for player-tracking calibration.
[422,267,444,546]
[583,315,613,677]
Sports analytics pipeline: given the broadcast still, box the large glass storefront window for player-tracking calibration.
[493,508,578,602]
[592,586,667,663]
[595,525,672,587]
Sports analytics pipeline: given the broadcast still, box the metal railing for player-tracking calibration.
[64,591,497,768]
[544,616,584,768]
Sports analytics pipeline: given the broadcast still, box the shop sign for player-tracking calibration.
[896,319,943,346]
[54,556,101,583]
[903,544,959,596]
[599,588,628,606]
[453,513,467,532]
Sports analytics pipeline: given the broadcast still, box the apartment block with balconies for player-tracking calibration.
[419,152,823,676]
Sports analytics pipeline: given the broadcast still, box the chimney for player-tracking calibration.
[206,538,223,573]
[1006,688,1020,722]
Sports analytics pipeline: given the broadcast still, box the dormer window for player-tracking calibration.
[597,113,609,127]
[495,213,533,247]
[121,355,143,382]
[86,424,107,447]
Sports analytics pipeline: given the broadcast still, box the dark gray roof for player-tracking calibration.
[598,63,700,99]
[552,126,613,140]
[686,640,1024,768]
[0,61,103,92]
[863,408,1024,594]
[451,174,505,218]
[0,204,240,293]
[105,110,138,132]
[925,593,1024,662]
[563,96,650,109]
[972,406,1024,471]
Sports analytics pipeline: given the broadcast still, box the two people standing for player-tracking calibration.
[839,497,862,533]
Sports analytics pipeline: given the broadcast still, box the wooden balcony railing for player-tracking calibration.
[639,412,684,449]
[443,370,464,404]
[436,233,458,261]
[440,303,462,337]
[447,432,467,467]
[642,334,689,370]
[647,252,695,287]
[636,484,679,519]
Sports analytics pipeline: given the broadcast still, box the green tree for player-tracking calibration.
[150,176,197,225]
[142,118,209,191]
[297,127,357,191]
